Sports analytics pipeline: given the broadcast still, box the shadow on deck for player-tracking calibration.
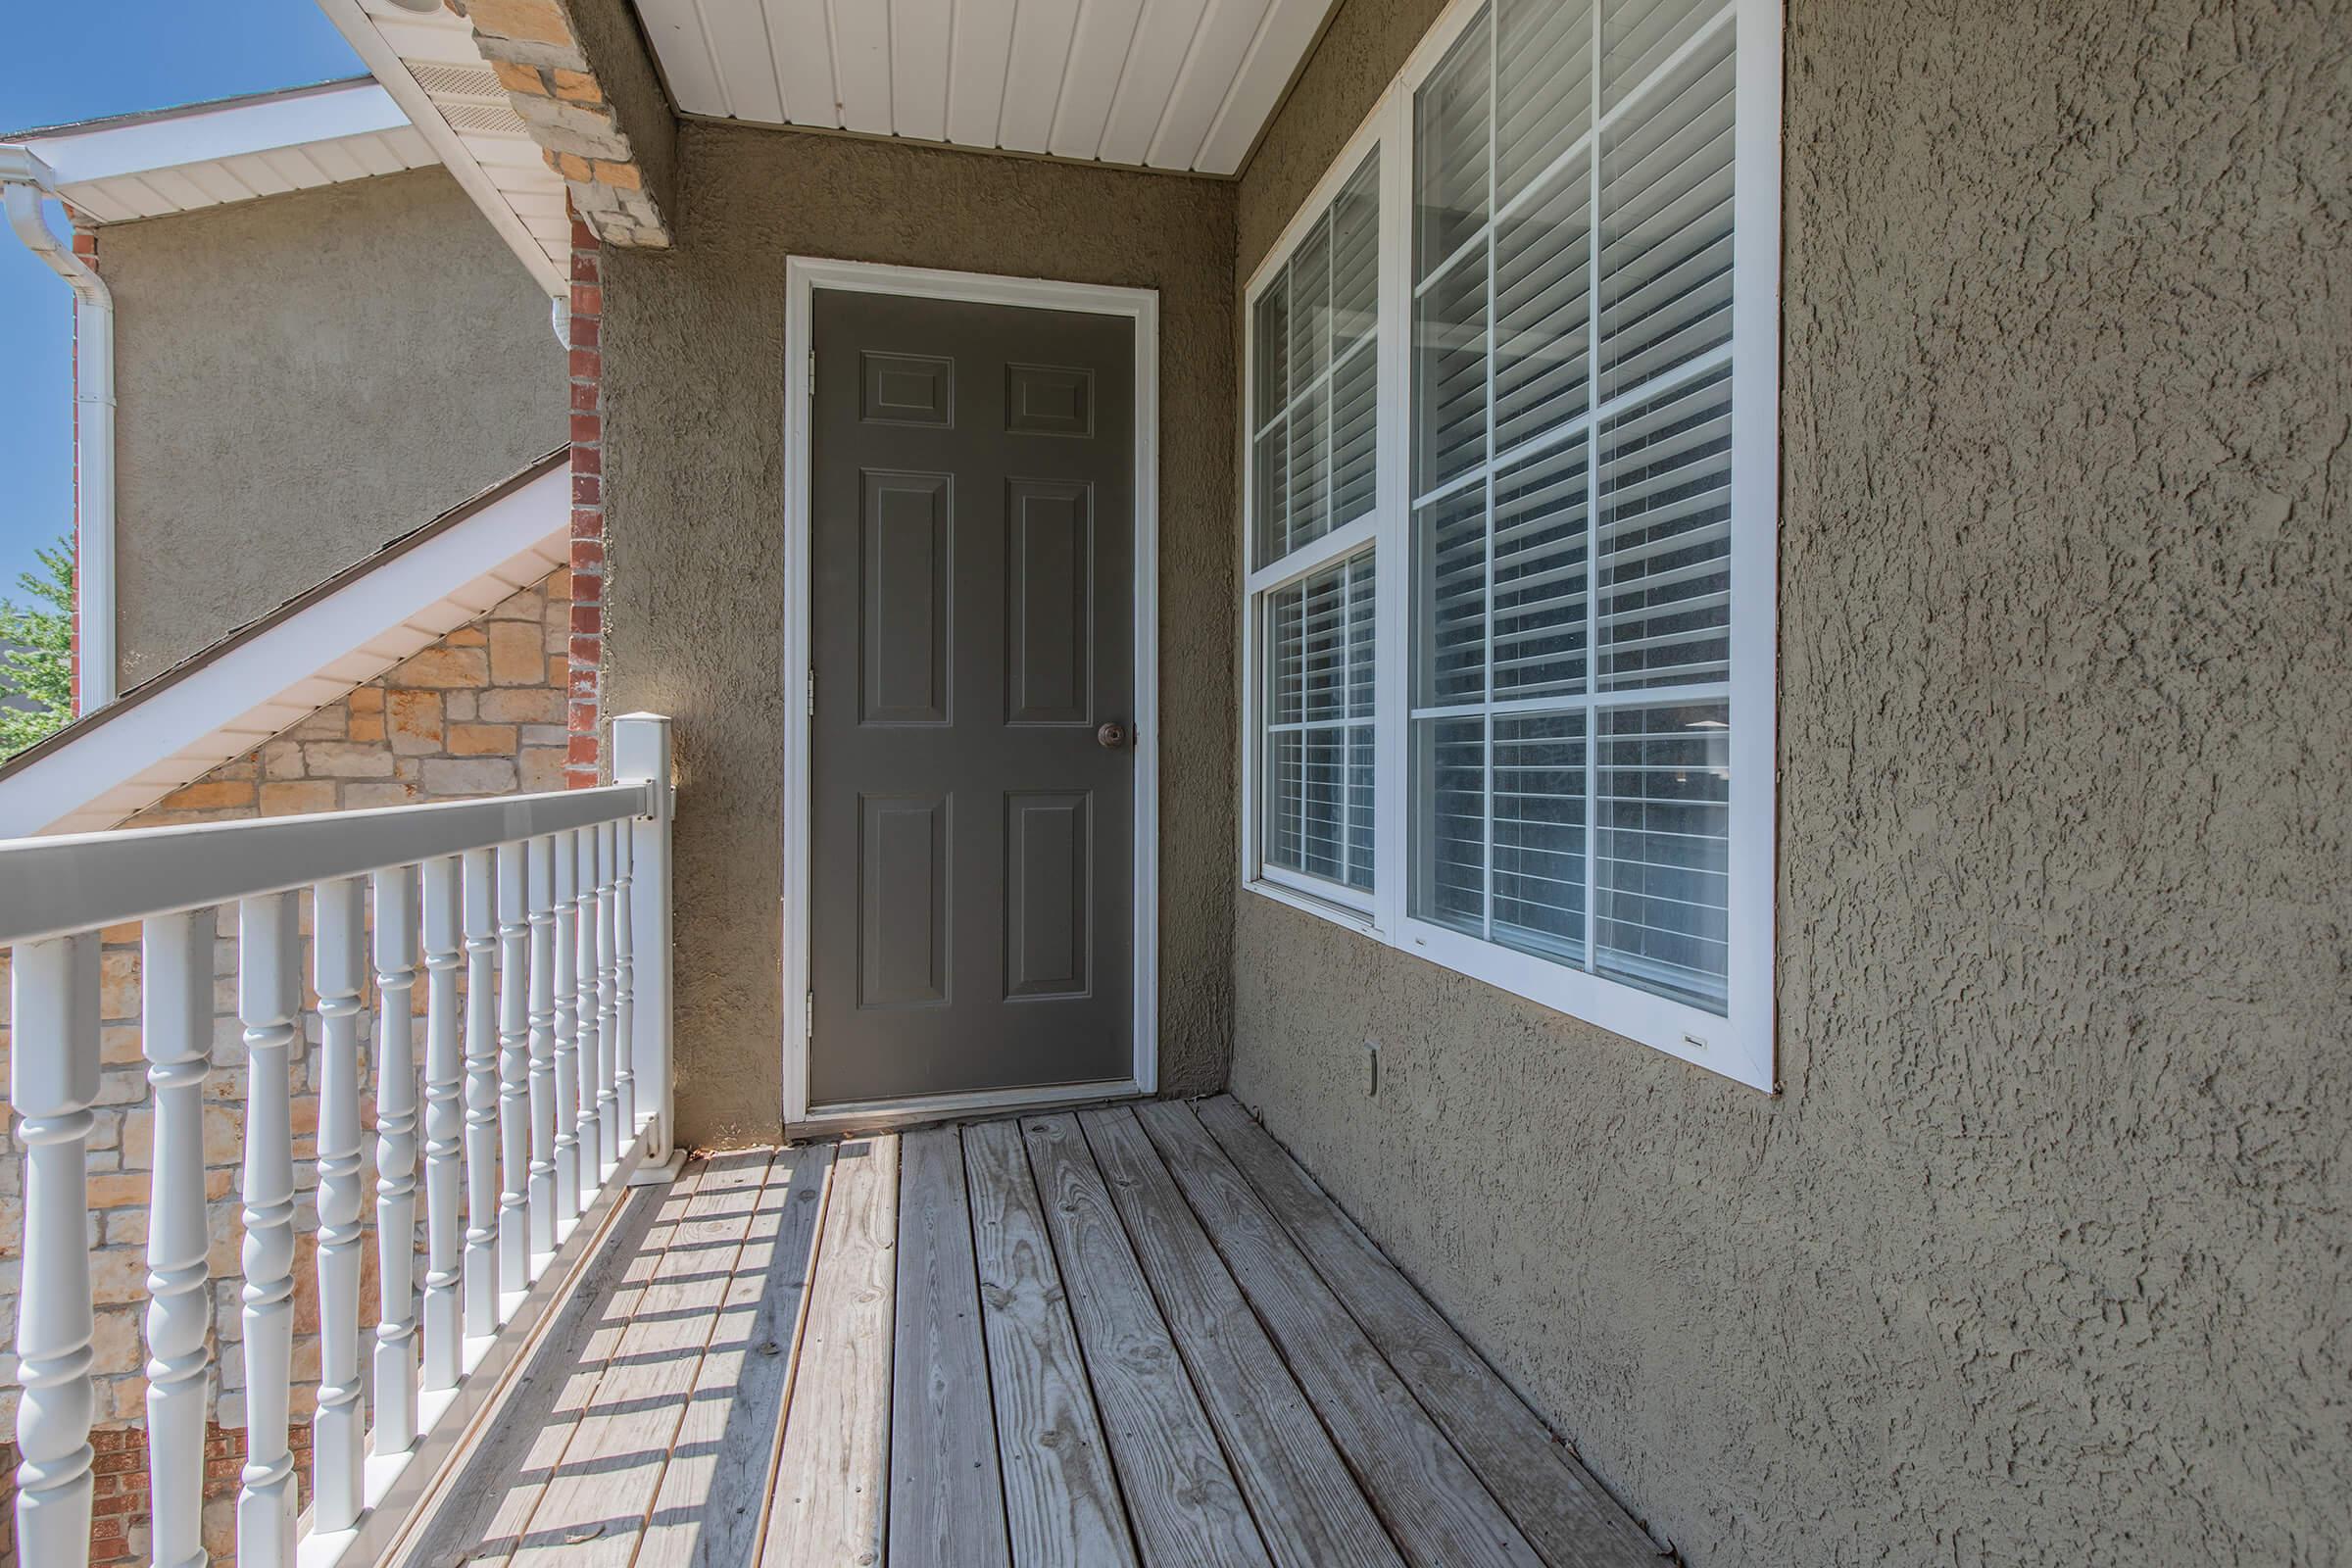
[402,1096,1662,1567]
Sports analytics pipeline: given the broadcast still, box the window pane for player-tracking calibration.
[1286,376,1332,554]
[1594,703,1729,1010]
[1496,0,1593,207]
[1332,343,1379,528]
[1414,239,1489,492]
[1415,482,1488,706]
[1493,711,1587,962]
[1413,715,1486,933]
[1596,18,1735,402]
[1253,418,1289,568]
[1289,211,1333,396]
[1300,564,1348,723]
[1261,552,1377,896]
[1332,152,1382,358]
[1348,724,1376,890]
[1267,729,1303,871]
[1601,0,1724,113]
[1254,268,1289,426]
[1491,437,1589,700]
[1415,10,1492,278]
[1494,150,1592,454]
[1597,365,1731,688]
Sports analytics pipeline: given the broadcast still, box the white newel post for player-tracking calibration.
[570,827,602,1189]
[525,836,558,1259]
[237,893,301,1567]
[312,877,368,1534]
[10,934,99,1568]
[420,856,464,1393]
[142,911,213,1568]
[498,840,535,1283]
[462,847,501,1340]
[372,866,421,1456]
[550,830,582,1223]
[612,712,676,1178]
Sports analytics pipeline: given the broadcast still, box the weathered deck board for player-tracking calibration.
[963,1118,1141,1568]
[396,1168,679,1568]
[1078,1106,1406,1568]
[888,1125,1010,1568]
[761,1133,899,1568]
[1134,1101,1544,1568]
[1194,1097,1659,1568]
[429,1161,707,1567]
[404,1103,1658,1568]
[639,1142,834,1568]
[1020,1113,1272,1568]
[513,1151,775,1566]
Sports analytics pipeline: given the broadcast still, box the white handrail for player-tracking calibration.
[4,712,677,1568]
[0,780,654,947]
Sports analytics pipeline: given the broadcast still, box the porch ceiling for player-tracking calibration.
[631,0,1340,175]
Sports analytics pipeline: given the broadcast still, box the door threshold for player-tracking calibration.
[789,1077,1146,1142]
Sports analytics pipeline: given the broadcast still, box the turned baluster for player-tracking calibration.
[237,894,301,1566]
[525,835,559,1258]
[311,878,368,1532]
[551,828,582,1222]
[420,856,464,1393]
[463,847,501,1338]
[371,866,421,1455]
[142,911,214,1568]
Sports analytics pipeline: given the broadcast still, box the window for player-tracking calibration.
[1250,150,1384,911]
[1244,0,1778,1088]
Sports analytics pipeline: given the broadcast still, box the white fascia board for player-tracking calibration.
[20,83,411,186]
[0,465,567,839]
[315,0,569,296]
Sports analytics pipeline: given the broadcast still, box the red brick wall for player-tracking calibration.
[567,210,604,787]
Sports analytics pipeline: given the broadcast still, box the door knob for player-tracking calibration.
[1096,720,1130,750]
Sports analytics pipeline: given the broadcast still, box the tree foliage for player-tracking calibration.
[0,537,74,756]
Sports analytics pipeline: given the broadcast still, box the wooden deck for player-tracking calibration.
[403,1097,1660,1567]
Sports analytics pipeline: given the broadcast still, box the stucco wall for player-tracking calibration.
[105,168,565,686]
[1231,2,2352,1565]
[599,123,1237,1148]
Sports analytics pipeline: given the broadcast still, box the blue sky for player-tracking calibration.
[0,1,363,597]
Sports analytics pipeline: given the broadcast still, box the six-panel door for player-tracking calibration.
[808,289,1136,1108]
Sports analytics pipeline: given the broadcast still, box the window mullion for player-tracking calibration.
[1479,0,1500,947]
[1582,0,1605,974]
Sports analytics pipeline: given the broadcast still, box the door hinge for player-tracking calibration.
[807,668,815,716]
[804,991,814,1039]
[807,348,815,397]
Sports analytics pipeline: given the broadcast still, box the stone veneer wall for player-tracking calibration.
[0,569,568,1564]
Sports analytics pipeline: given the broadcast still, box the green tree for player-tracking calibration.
[0,537,75,757]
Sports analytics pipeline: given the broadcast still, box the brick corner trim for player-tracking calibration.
[566,208,605,788]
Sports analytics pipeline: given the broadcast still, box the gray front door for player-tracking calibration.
[808,287,1136,1109]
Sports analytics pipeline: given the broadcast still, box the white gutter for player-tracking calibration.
[1,144,115,712]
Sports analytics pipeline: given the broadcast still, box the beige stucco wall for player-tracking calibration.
[1230,1,2352,1565]
[599,123,1238,1148]
[105,167,565,686]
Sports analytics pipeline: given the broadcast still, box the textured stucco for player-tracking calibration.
[1231,1,2352,1564]
[105,168,565,685]
[600,123,1237,1148]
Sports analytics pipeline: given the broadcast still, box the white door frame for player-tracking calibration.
[781,256,1161,1136]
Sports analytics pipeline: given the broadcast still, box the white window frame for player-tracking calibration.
[1239,0,1781,1093]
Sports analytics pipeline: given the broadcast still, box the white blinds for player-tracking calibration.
[1409,0,1739,1012]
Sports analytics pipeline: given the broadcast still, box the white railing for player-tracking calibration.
[1,712,678,1568]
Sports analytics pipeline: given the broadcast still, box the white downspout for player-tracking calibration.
[1,145,115,712]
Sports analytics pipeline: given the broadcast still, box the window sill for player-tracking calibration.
[1245,876,1379,937]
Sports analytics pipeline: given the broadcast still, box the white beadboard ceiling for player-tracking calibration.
[633,0,1339,175]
